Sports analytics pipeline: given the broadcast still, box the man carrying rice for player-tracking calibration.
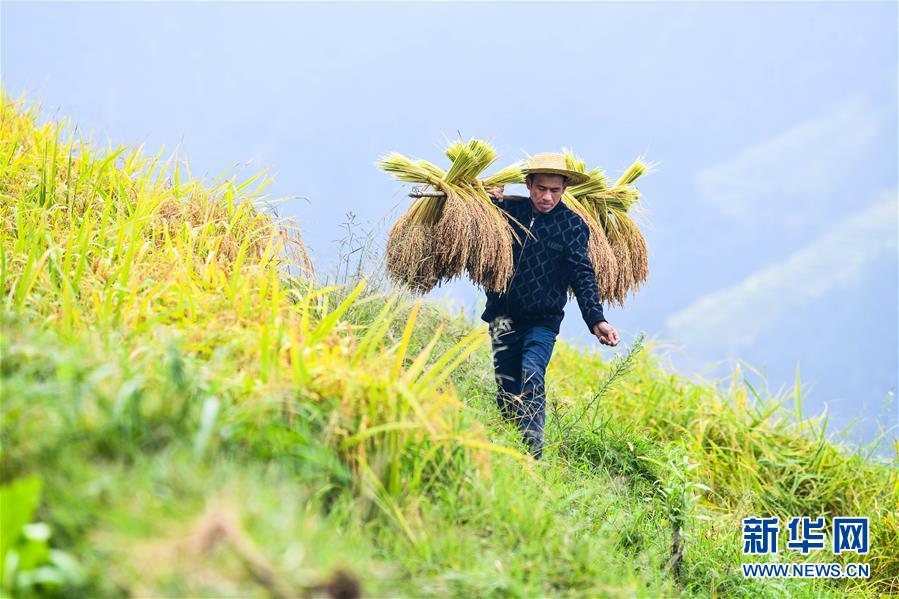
[485,153,620,460]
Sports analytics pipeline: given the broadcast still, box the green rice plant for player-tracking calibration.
[2,90,556,597]
[5,87,896,597]
[0,89,315,341]
[1,87,534,531]
[549,341,899,594]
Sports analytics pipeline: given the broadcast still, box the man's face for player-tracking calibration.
[526,173,567,213]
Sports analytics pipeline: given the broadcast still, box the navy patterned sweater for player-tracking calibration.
[481,196,607,335]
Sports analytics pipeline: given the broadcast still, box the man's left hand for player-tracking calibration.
[592,321,620,346]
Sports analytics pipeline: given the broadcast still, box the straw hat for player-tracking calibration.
[522,152,590,186]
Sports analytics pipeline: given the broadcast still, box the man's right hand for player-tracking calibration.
[487,185,505,201]
[592,321,620,346]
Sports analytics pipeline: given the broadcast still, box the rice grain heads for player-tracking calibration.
[563,150,653,307]
[378,139,521,293]
[379,141,653,307]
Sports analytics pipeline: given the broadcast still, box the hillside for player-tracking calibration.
[1,90,897,598]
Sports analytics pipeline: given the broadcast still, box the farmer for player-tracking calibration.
[484,152,620,460]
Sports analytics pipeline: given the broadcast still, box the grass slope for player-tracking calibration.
[1,90,897,598]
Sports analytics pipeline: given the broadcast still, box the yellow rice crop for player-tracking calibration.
[563,150,653,306]
[378,140,521,293]
[381,144,652,306]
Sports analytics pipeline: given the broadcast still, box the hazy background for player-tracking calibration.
[3,2,896,446]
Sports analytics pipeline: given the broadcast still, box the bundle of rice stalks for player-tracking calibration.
[557,152,619,304]
[563,150,653,307]
[378,139,522,293]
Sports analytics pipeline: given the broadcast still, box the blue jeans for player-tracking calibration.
[489,320,558,460]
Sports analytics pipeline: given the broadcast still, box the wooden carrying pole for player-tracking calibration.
[408,190,528,200]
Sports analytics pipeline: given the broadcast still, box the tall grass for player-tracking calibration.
[1,89,537,596]
[2,88,896,597]
[548,342,899,593]
[0,88,523,478]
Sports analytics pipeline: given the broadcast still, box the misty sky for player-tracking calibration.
[3,1,896,446]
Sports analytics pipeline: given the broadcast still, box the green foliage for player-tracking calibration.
[0,476,84,597]
[2,89,897,597]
